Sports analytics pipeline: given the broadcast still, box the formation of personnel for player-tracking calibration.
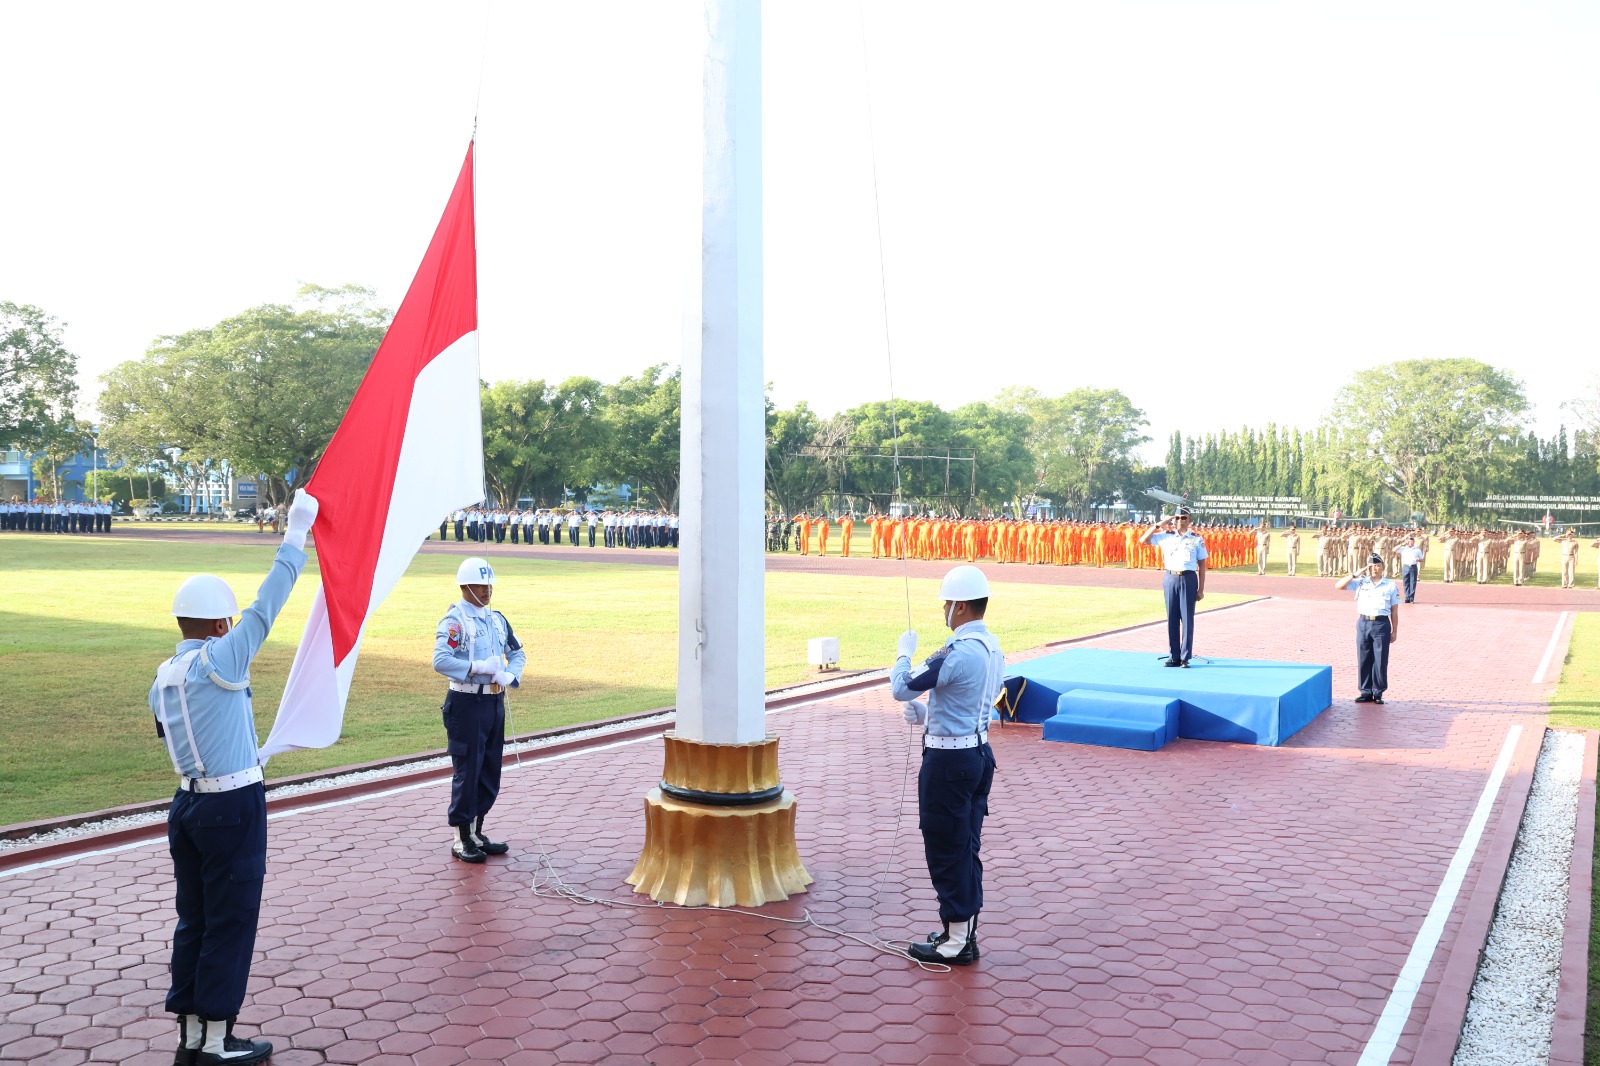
[1436,527,1545,585]
[766,512,856,557]
[437,507,681,550]
[1313,526,1431,581]
[0,496,115,533]
[766,513,1264,569]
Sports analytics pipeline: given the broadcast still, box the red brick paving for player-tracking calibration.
[0,593,1581,1065]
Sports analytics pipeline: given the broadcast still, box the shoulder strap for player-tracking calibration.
[198,642,250,692]
[154,650,206,777]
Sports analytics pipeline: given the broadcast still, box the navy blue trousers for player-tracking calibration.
[1162,570,1198,662]
[444,691,505,827]
[166,783,267,1020]
[918,744,996,924]
[1356,616,1392,697]
[1402,565,1418,603]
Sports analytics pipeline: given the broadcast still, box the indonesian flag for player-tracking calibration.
[260,143,483,759]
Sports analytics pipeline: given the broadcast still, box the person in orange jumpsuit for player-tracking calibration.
[839,513,854,558]
[816,514,830,556]
[796,513,812,556]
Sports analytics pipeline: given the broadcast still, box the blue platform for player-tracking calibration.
[1008,648,1332,747]
[1043,689,1180,751]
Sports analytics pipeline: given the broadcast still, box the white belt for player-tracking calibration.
[448,681,504,695]
[924,732,989,750]
[179,766,264,793]
[1166,569,1195,574]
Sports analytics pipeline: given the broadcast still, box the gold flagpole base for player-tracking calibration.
[626,733,812,907]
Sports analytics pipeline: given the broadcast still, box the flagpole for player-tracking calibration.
[627,0,810,908]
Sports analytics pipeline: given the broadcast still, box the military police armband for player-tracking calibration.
[498,612,523,652]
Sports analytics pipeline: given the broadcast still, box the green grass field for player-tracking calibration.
[0,535,1231,826]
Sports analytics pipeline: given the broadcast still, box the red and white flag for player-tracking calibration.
[261,143,483,759]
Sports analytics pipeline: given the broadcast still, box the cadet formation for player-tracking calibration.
[420,503,1600,590]
[0,496,115,532]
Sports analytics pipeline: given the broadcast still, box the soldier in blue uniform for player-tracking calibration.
[1139,507,1209,667]
[1335,553,1401,704]
[890,565,1005,966]
[434,557,527,862]
[151,489,318,1066]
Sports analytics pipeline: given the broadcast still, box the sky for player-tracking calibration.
[2,0,1598,466]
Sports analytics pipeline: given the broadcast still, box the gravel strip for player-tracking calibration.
[0,710,678,854]
[1453,728,1585,1066]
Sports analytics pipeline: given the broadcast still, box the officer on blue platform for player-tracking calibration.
[890,564,1005,967]
[434,557,527,863]
[1139,507,1208,667]
[1335,553,1401,704]
[150,489,318,1066]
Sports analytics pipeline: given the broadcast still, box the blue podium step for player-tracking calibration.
[1042,688,1180,752]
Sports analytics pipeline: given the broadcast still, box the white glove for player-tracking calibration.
[897,630,919,660]
[470,658,500,677]
[493,670,514,688]
[283,490,319,549]
[901,702,925,726]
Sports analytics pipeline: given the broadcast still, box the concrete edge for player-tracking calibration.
[1549,726,1598,1066]
[0,602,1273,868]
[1411,718,1547,1065]
[0,667,893,870]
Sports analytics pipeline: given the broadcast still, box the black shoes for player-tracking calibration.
[1162,658,1183,668]
[473,817,509,856]
[1354,695,1375,704]
[1373,697,1385,705]
[1180,659,1191,668]
[451,824,486,864]
[907,918,979,966]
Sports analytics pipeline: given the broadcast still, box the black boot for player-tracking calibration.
[451,824,486,864]
[173,1014,202,1066]
[196,1018,271,1065]
[472,816,509,856]
[908,917,978,965]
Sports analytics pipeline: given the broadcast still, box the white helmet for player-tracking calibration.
[456,557,495,586]
[171,574,239,619]
[939,564,990,602]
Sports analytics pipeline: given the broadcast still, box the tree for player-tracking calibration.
[598,365,681,508]
[1,302,79,456]
[1322,358,1530,521]
[1566,375,1600,481]
[481,376,604,506]
[952,401,1033,512]
[29,416,92,499]
[765,402,832,515]
[96,286,388,506]
[999,386,1149,518]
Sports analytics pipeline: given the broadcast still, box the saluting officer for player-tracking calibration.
[1335,553,1401,704]
[891,565,1004,966]
[151,489,318,1066]
[434,557,526,863]
[1139,507,1208,667]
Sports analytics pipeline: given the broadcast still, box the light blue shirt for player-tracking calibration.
[1353,575,1402,617]
[890,621,1005,738]
[434,601,528,685]
[149,543,306,779]
[1150,530,1209,571]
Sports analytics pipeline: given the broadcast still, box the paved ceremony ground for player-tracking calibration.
[1,545,1591,1065]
